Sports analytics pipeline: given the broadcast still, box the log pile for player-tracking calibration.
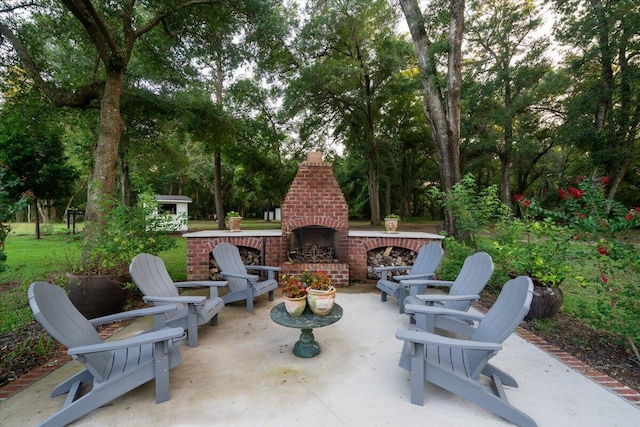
[367,247,418,280]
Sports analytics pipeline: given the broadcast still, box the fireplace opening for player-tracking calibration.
[288,226,339,263]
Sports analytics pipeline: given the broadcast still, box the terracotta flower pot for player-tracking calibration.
[306,286,336,316]
[284,295,307,316]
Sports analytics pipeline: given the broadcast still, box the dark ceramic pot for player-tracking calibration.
[64,273,130,319]
[524,284,564,321]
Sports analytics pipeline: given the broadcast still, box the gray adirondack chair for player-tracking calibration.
[129,253,226,347]
[402,252,493,334]
[212,242,280,313]
[396,276,536,427]
[374,242,444,313]
[28,281,185,427]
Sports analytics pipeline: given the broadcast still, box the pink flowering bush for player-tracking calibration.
[525,175,640,360]
[494,195,573,287]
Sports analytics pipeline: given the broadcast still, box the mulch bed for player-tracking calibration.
[479,287,640,393]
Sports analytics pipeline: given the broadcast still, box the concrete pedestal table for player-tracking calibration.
[270,303,343,358]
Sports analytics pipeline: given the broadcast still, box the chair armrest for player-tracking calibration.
[143,295,206,305]
[175,280,228,288]
[400,279,454,287]
[393,273,435,281]
[89,305,179,326]
[245,265,281,272]
[221,271,259,281]
[246,265,281,280]
[396,328,501,351]
[403,304,483,323]
[413,294,480,303]
[68,327,185,355]
[373,265,410,273]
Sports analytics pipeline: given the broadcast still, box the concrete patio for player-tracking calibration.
[1,285,639,426]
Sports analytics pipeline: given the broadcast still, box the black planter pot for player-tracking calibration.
[508,273,564,320]
[64,273,130,319]
[524,285,564,321]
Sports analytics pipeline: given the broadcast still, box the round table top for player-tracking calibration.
[270,302,343,329]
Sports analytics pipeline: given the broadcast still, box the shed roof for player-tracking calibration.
[154,195,192,203]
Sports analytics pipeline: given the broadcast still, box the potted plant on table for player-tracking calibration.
[226,211,242,232]
[302,270,336,316]
[63,193,176,319]
[280,275,308,316]
[384,214,400,233]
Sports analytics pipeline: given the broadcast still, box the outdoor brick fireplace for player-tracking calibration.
[184,152,443,286]
[279,151,350,285]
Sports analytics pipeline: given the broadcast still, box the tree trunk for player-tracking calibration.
[120,150,131,207]
[399,0,464,236]
[213,59,226,230]
[85,72,125,220]
[215,150,225,229]
[367,160,381,225]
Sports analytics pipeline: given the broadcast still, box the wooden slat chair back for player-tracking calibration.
[130,253,226,347]
[396,276,536,427]
[212,242,280,313]
[374,242,444,313]
[403,252,493,334]
[28,281,185,427]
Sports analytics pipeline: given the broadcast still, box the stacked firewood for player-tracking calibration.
[367,247,418,280]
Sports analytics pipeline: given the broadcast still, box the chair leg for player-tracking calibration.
[381,292,388,302]
[210,314,218,326]
[50,369,93,397]
[268,289,274,301]
[154,341,171,403]
[409,342,426,405]
[246,287,254,313]
[187,305,198,347]
[398,287,408,314]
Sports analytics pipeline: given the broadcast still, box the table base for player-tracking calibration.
[293,328,320,358]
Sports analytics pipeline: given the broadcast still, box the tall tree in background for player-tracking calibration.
[399,0,464,236]
[0,0,283,223]
[553,0,640,198]
[287,0,413,224]
[465,0,559,206]
[0,89,76,237]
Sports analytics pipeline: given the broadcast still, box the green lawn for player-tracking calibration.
[0,220,281,333]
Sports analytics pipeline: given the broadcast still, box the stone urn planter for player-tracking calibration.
[228,216,242,232]
[384,217,399,233]
[283,295,307,317]
[306,286,336,316]
[64,273,130,319]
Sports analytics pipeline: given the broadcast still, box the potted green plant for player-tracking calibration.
[226,210,242,232]
[302,270,336,316]
[280,274,308,316]
[384,213,400,233]
[63,193,177,319]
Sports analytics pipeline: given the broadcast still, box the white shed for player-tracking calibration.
[151,195,192,231]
